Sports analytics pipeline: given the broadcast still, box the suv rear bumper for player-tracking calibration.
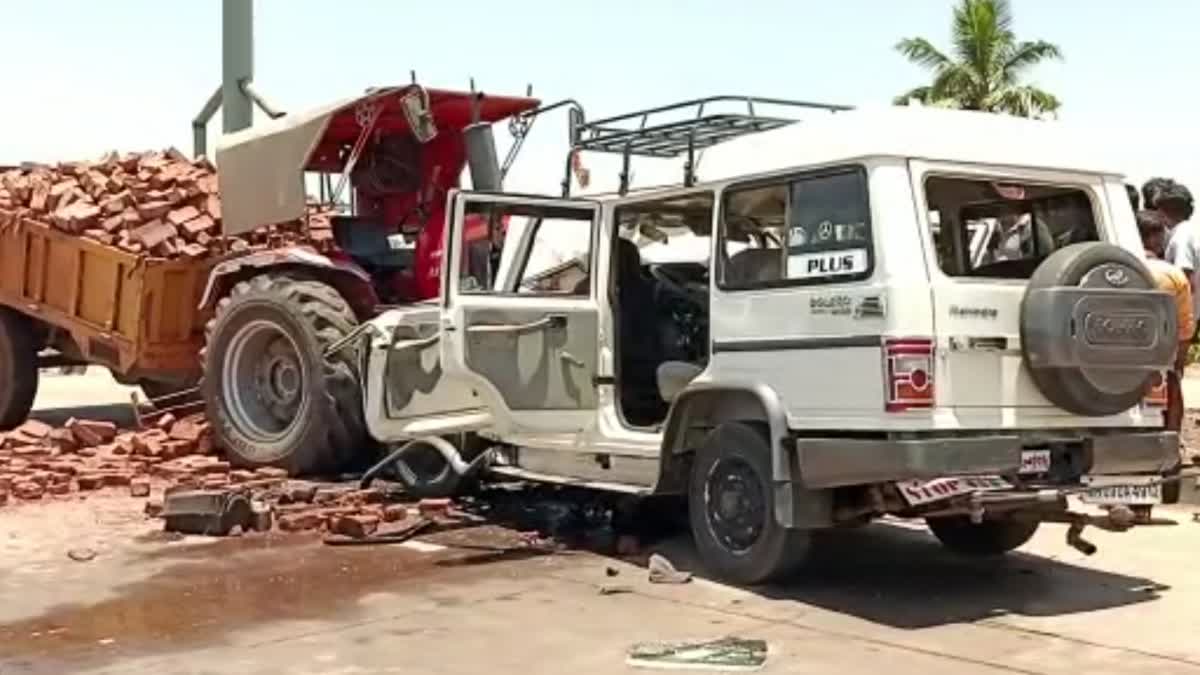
[794,431,1178,489]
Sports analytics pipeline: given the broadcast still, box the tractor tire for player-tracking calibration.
[926,515,1039,557]
[202,275,367,476]
[688,422,810,585]
[0,308,39,430]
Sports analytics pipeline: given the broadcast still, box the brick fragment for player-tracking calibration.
[130,478,151,498]
[381,504,409,523]
[66,418,117,446]
[13,482,44,500]
[76,474,105,491]
[230,469,256,483]
[330,514,379,539]
[155,412,177,431]
[166,205,199,226]
[255,467,289,479]
[277,511,325,532]
[17,420,52,439]
[417,498,453,519]
[144,498,164,518]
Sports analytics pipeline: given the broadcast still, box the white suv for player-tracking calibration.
[361,101,1179,584]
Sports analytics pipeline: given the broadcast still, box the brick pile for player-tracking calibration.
[0,149,335,260]
[0,414,455,540]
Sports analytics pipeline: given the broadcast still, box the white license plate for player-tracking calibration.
[1081,476,1162,505]
[897,475,1012,506]
[1019,449,1051,475]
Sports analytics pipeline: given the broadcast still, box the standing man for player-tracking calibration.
[1139,210,1192,437]
[1157,181,1199,340]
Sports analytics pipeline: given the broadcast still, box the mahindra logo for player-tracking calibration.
[1102,266,1131,287]
[1083,312,1153,347]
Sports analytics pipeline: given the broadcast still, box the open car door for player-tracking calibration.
[441,191,601,435]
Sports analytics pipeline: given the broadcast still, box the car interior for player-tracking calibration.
[611,193,715,428]
[924,177,1099,279]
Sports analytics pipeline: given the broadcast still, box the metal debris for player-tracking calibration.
[627,637,768,671]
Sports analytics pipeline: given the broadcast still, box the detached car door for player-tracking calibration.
[441,191,601,435]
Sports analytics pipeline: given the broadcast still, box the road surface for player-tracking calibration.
[1,370,1198,674]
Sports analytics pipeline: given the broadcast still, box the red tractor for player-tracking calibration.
[198,84,539,474]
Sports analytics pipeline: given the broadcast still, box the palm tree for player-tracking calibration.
[893,0,1063,118]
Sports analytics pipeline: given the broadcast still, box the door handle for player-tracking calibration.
[467,314,567,335]
[559,350,585,367]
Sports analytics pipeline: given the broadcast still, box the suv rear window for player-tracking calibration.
[925,176,1099,279]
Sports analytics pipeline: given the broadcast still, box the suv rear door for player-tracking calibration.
[910,160,1130,418]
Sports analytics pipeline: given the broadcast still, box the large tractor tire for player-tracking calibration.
[0,308,39,430]
[202,275,368,475]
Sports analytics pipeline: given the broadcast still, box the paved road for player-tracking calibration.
[3,369,1200,674]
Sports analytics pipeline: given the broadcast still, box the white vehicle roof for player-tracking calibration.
[584,105,1127,199]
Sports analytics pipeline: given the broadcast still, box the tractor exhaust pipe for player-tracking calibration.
[464,122,502,192]
[360,436,492,497]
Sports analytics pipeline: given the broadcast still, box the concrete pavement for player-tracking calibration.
[4,369,1200,674]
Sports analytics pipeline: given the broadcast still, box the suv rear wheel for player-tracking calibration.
[688,422,809,585]
[926,515,1039,556]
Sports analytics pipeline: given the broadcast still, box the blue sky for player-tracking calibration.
[2,0,1198,193]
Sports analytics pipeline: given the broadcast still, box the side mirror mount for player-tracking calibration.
[401,90,437,144]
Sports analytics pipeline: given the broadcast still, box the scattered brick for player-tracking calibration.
[381,504,409,523]
[16,420,52,439]
[417,498,453,519]
[330,514,380,539]
[130,478,151,498]
[13,482,44,500]
[255,467,289,480]
[277,511,325,532]
[144,499,164,518]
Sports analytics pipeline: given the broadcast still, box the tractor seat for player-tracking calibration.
[332,216,413,271]
[656,361,704,403]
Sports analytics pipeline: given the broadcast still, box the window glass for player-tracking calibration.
[924,177,1098,278]
[458,202,594,295]
[720,168,872,288]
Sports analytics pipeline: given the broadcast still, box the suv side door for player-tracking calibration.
[440,191,602,435]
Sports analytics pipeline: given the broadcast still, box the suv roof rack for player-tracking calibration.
[563,95,851,195]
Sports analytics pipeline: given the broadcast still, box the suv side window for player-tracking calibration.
[718,167,872,289]
[458,202,594,295]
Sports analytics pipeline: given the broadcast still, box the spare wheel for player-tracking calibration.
[1021,242,1176,416]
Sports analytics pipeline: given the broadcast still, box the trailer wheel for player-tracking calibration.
[202,275,367,475]
[926,516,1039,556]
[0,308,38,430]
[688,422,810,585]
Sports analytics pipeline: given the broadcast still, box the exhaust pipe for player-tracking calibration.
[360,436,492,497]
[464,122,502,191]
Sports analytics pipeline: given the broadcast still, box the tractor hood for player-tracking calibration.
[215,86,539,236]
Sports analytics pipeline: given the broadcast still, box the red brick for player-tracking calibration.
[255,467,289,479]
[47,428,78,453]
[155,412,177,431]
[4,429,41,448]
[161,440,195,459]
[330,514,379,539]
[135,200,171,222]
[277,511,325,532]
[47,460,80,476]
[144,498,164,518]
[381,504,409,523]
[0,490,8,507]
[52,201,101,233]
[103,473,132,487]
[166,205,199,226]
[417,498,452,519]
[180,214,215,239]
[129,478,151,498]
[13,482,43,500]
[113,434,135,456]
[202,474,230,489]
[230,469,256,483]
[66,418,117,446]
[47,480,72,496]
[76,474,105,491]
[17,420,52,439]
[204,194,221,220]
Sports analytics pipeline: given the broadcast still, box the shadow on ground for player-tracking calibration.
[643,520,1166,630]
[31,403,138,428]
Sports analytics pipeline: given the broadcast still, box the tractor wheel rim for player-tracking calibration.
[223,319,308,449]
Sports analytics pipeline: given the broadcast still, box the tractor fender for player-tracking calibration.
[198,246,379,319]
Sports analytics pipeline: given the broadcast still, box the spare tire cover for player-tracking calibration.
[1021,242,1176,416]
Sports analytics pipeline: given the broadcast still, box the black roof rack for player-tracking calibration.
[562,95,851,195]
[571,96,851,159]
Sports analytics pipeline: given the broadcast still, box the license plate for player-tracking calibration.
[1080,476,1162,505]
[897,475,1012,506]
[1019,449,1051,475]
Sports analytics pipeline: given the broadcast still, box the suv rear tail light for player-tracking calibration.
[885,338,935,412]
[1143,371,1168,408]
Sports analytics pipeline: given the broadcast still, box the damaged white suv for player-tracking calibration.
[361,100,1180,584]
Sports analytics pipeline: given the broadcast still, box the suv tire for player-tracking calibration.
[1022,242,1167,416]
[926,515,1039,556]
[0,308,38,430]
[202,275,367,475]
[688,421,809,585]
